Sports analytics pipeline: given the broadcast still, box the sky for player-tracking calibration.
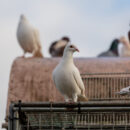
[0,0,130,129]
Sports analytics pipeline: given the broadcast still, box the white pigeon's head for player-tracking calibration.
[64,43,79,54]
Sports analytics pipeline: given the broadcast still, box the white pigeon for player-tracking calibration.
[119,36,130,57]
[52,43,88,102]
[116,86,130,96]
[17,14,43,58]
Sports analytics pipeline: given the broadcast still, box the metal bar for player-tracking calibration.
[13,107,130,113]
[8,103,15,130]
[81,72,130,76]
[27,114,29,130]
[13,102,130,107]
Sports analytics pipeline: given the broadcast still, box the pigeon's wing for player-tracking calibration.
[98,51,116,57]
[33,28,42,50]
[73,67,85,95]
[98,51,108,57]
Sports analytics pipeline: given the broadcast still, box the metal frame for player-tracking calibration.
[8,101,130,130]
[7,72,130,129]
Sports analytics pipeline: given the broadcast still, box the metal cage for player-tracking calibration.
[82,73,130,101]
[8,72,130,130]
[8,102,130,130]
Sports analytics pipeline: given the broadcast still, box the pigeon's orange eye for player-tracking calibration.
[70,45,73,48]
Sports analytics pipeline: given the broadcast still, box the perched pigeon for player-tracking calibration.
[17,14,43,58]
[52,43,88,102]
[98,39,120,57]
[128,31,130,42]
[119,36,130,57]
[49,37,70,57]
[116,86,130,96]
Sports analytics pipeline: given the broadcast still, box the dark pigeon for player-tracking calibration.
[49,37,70,57]
[98,39,120,57]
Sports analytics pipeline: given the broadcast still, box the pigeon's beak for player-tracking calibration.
[75,47,79,52]
[70,45,80,52]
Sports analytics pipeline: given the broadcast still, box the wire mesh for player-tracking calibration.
[8,72,130,130]
[19,111,130,129]
[82,73,130,101]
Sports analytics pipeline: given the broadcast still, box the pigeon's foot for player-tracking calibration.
[65,100,76,111]
[65,99,76,104]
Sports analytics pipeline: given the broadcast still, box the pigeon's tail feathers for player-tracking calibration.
[34,50,43,58]
[77,95,88,102]
[115,92,120,94]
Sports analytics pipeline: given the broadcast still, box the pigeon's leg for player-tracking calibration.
[64,95,70,103]
[72,94,78,102]
[64,95,74,110]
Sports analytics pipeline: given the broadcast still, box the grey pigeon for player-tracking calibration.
[98,39,119,57]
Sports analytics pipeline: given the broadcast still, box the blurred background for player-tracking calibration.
[0,0,130,129]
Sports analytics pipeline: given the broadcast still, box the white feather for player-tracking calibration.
[52,43,86,102]
[116,86,130,96]
[17,15,42,57]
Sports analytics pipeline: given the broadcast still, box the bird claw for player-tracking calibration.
[65,99,76,103]
[65,101,75,111]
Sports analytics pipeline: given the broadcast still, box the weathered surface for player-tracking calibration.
[6,57,130,119]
